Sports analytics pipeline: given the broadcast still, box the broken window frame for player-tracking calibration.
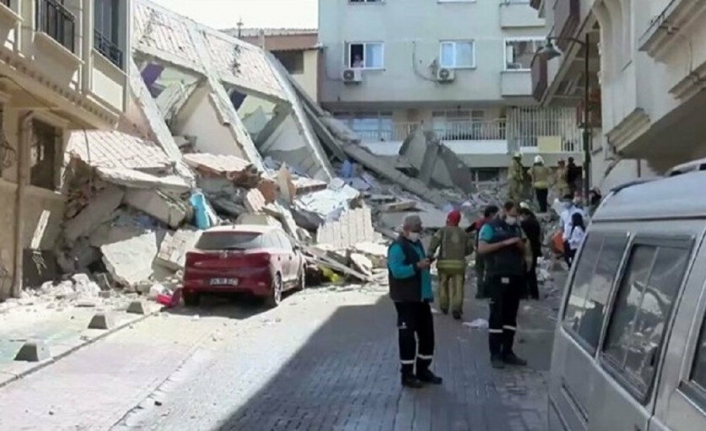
[334,112,394,142]
[439,40,475,69]
[504,38,544,71]
[29,119,60,191]
[345,42,384,69]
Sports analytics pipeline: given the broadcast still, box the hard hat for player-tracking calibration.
[534,155,544,164]
[519,201,531,210]
[513,152,521,159]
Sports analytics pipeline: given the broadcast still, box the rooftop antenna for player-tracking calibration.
[236,17,243,38]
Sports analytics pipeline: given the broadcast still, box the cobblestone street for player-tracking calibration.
[0,273,562,431]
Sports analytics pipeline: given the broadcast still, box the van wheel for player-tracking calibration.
[183,291,200,307]
[266,274,283,308]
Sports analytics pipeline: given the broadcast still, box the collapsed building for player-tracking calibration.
[12,0,520,300]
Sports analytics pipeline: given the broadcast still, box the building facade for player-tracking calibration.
[318,0,583,183]
[226,28,321,102]
[0,0,130,298]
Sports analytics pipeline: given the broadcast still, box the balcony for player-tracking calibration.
[501,70,532,97]
[500,1,545,28]
[35,0,76,53]
[356,120,507,144]
[554,0,580,51]
[94,29,123,68]
[531,55,548,101]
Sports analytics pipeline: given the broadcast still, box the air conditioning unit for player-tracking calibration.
[436,68,455,83]
[342,68,362,84]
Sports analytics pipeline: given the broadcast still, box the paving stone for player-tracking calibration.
[14,340,50,362]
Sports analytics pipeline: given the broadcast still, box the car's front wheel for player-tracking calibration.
[265,273,283,308]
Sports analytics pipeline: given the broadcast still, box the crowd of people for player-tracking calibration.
[385,189,601,388]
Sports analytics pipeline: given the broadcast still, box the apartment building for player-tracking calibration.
[318,0,584,183]
[0,0,130,298]
[530,0,706,191]
[225,28,321,102]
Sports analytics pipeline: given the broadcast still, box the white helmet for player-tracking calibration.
[534,155,544,164]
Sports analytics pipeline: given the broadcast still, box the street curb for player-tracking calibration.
[0,308,161,389]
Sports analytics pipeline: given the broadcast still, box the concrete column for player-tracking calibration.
[12,112,33,298]
[81,0,94,93]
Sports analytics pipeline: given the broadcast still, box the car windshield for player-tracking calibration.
[195,232,264,251]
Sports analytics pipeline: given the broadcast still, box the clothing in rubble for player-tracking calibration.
[428,209,474,320]
[387,214,442,388]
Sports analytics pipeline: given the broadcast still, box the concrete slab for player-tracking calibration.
[124,189,187,228]
[315,207,378,249]
[101,228,167,287]
[64,186,124,242]
[155,228,200,271]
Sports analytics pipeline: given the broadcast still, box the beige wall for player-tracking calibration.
[290,50,319,102]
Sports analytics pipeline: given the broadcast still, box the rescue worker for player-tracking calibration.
[566,157,582,195]
[508,152,525,203]
[467,205,500,299]
[478,201,529,369]
[530,155,550,213]
[387,214,443,388]
[555,160,571,198]
[428,209,474,320]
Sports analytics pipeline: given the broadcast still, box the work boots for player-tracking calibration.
[503,352,528,366]
[417,369,443,385]
[401,374,424,389]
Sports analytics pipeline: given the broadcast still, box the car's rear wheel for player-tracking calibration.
[297,266,306,291]
[183,290,201,307]
[266,273,283,308]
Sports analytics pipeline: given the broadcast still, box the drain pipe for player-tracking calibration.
[12,111,34,298]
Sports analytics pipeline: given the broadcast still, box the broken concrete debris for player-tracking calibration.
[26,0,525,306]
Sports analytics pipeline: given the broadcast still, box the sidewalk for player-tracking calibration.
[0,287,158,387]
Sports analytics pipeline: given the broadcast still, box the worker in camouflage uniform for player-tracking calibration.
[555,159,571,197]
[508,152,525,203]
[428,209,474,320]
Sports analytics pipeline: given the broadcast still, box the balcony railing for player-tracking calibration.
[95,30,123,68]
[36,0,75,53]
[354,120,507,143]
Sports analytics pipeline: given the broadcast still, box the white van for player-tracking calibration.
[549,172,706,431]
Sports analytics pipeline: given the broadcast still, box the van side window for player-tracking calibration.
[602,242,692,401]
[563,234,628,353]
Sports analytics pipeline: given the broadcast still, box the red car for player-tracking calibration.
[182,225,306,307]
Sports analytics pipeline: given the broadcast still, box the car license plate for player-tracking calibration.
[210,278,238,286]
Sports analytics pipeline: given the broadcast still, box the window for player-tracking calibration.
[276,232,293,251]
[346,42,383,69]
[440,41,475,69]
[36,0,76,53]
[273,51,304,74]
[689,315,706,396]
[602,240,692,401]
[94,0,122,67]
[195,232,264,251]
[30,120,60,191]
[334,112,393,142]
[472,168,500,182]
[563,234,629,353]
[505,39,543,70]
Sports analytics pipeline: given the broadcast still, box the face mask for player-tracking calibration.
[505,216,517,226]
[407,232,420,242]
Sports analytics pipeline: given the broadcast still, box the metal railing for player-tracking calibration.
[507,107,582,152]
[36,0,75,53]
[94,29,123,68]
[354,120,507,142]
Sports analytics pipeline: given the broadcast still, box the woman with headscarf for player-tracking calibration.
[428,209,474,320]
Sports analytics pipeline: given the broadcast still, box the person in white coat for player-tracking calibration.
[567,212,586,265]
[560,193,587,265]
